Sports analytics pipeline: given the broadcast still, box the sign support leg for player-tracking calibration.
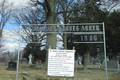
[16,24,21,80]
[47,76,50,80]
[72,77,74,80]
[103,22,108,80]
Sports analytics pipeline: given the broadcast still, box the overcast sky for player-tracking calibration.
[8,0,29,7]
[1,0,29,53]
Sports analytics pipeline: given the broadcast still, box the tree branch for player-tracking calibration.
[30,0,44,7]
[36,0,44,6]
[57,0,92,14]
[54,0,59,5]
[108,3,118,12]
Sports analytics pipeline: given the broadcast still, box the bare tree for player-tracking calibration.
[97,0,120,12]
[29,0,93,50]
[0,0,15,53]
[0,0,14,34]
[13,6,47,45]
[0,50,21,63]
[26,0,93,70]
[13,7,47,63]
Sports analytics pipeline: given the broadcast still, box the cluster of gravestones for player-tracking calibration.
[75,55,110,66]
[6,54,42,71]
[5,54,120,75]
[75,55,120,75]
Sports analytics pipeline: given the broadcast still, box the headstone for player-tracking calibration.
[6,62,17,71]
[106,56,109,61]
[25,58,28,64]
[6,59,10,68]
[21,72,30,75]
[28,54,32,64]
[35,59,39,65]
[75,56,82,66]
[90,57,94,64]
[78,60,82,65]
[21,58,27,64]
[78,56,82,65]
[102,59,105,64]
[93,57,101,65]
[114,70,120,75]
[80,71,87,73]
[30,65,36,67]
[38,60,42,64]
[75,60,78,66]
[107,60,119,70]
[30,75,37,77]
[102,56,109,64]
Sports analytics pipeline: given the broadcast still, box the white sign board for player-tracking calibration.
[47,49,75,77]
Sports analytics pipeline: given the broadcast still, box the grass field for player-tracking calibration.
[0,64,120,80]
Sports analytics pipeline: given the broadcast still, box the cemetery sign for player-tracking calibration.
[29,24,101,32]
[17,23,108,80]
[22,23,103,43]
[47,49,75,77]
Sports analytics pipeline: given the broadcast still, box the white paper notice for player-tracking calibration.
[47,49,75,77]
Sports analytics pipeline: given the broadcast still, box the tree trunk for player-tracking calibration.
[63,33,67,49]
[44,1,58,70]
[87,50,90,65]
[63,11,67,49]
[83,52,88,71]
[83,45,92,71]
[83,51,90,71]
[46,1,57,49]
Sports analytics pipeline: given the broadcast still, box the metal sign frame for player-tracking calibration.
[16,22,108,80]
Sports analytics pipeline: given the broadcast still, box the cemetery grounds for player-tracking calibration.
[0,64,120,80]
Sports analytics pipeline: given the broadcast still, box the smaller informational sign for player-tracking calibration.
[47,49,75,77]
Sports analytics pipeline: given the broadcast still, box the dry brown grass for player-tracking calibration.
[0,64,120,80]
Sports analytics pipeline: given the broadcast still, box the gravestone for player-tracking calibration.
[93,57,101,65]
[75,56,82,66]
[102,56,109,64]
[35,59,39,65]
[75,60,82,65]
[38,60,42,64]
[21,58,27,64]
[78,56,82,65]
[90,57,94,64]
[107,60,119,71]
[102,59,105,64]
[21,72,30,75]
[106,56,109,61]
[102,58,109,64]
[28,54,32,64]
[114,70,120,75]
[102,56,109,65]
[75,60,78,66]
[6,62,17,71]
[6,59,10,67]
